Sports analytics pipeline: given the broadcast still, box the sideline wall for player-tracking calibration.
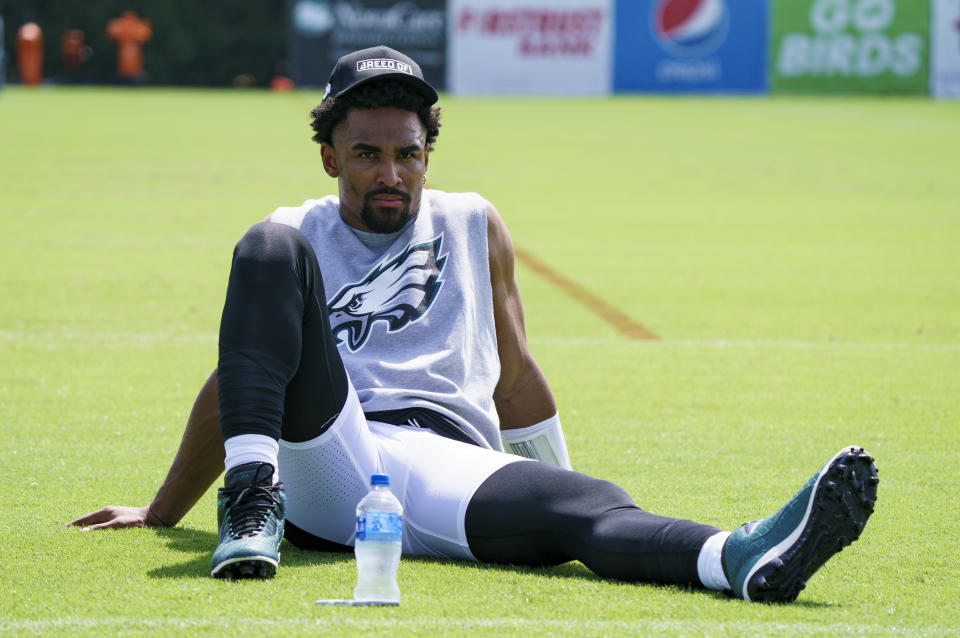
[614,0,768,94]
[771,0,930,94]
[288,0,447,90]
[448,0,613,95]
[2,0,956,95]
[436,0,959,97]
[0,15,5,89]
[931,0,960,97]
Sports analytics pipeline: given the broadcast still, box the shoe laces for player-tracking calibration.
[224,467,283,538]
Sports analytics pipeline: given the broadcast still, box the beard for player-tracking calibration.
[361,187,413,234]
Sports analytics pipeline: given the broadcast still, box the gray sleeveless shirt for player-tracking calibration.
[269,189,503,450]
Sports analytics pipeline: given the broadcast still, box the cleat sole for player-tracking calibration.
[211,553,280,580]
[744,446,878,603]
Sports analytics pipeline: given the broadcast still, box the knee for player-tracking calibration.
[233,222,314,270]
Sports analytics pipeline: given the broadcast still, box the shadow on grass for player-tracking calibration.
[145,527,832,607]
[389,555,832,607]
[146,526,353,579]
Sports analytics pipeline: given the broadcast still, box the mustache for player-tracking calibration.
[365,187,411,202]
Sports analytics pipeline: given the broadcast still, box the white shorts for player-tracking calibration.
[278,384,523,560]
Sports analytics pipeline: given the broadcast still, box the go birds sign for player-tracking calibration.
[772,0,929,93]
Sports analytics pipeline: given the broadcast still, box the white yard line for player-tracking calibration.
[529,337,960,352]
[0,330,217,344]
[2,330,957,352]
[0,616,953,636]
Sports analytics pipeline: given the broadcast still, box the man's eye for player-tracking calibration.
[359,152,375,159]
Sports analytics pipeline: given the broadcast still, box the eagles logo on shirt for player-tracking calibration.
[327,235,447,351]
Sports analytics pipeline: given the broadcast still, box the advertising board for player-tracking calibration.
[288,0,447,89]
[931,0,960,97]
[447,0,613,94]
[613,0,769,93]
[772,0,929,93]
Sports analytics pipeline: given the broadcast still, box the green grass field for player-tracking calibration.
[1,86,958,636]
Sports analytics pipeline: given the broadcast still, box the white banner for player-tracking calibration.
[932,0,960,97]
[448,0,613,95]
[0,16,5,88]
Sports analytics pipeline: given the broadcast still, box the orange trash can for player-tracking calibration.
[16,22,44,86]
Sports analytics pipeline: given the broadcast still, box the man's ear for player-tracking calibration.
[320,143,339,178]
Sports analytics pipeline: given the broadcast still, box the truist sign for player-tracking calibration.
[448,0,613,94]
[289,0,446,89]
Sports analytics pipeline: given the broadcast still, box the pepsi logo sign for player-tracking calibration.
[651,0,730,58]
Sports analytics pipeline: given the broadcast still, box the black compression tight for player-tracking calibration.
[466,461,721,586]
[217,222,348,443]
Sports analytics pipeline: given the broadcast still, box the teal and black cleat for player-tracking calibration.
[722,446,878,602]
[211,462,286,579]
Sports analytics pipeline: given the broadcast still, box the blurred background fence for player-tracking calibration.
[0,0,285,86]
[1,0,957,96]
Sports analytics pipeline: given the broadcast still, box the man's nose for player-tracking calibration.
[377,160,401,186]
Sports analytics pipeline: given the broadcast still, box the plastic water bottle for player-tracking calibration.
[354,474,402,603]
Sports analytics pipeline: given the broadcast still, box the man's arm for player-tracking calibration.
[487,202,558,429]
[486,203,572,468]
[66,369,224,529]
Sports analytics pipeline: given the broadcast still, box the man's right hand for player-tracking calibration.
[65,369,226,534]
[66,505,162,531]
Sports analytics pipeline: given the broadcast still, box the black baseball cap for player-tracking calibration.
[321,46,439,105]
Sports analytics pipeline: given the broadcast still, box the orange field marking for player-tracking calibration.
[513,246,660,341]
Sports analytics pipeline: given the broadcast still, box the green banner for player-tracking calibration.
[772,0,929,94]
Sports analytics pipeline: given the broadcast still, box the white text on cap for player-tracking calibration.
[356,59,413,75]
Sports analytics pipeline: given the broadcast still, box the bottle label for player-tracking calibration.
[356,512,402,542]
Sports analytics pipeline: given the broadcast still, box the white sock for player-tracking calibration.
[223,434,279,484]
[696,531,732,591]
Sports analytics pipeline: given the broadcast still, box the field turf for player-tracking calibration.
[1,86,958,636]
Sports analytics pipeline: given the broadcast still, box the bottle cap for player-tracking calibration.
[371,474,390,486]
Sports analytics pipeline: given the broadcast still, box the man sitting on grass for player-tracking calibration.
[69,46,878,603]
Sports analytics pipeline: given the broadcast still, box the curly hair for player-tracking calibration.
[310,80,442,151]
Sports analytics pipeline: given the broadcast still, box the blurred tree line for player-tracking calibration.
[1,0,287,86]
